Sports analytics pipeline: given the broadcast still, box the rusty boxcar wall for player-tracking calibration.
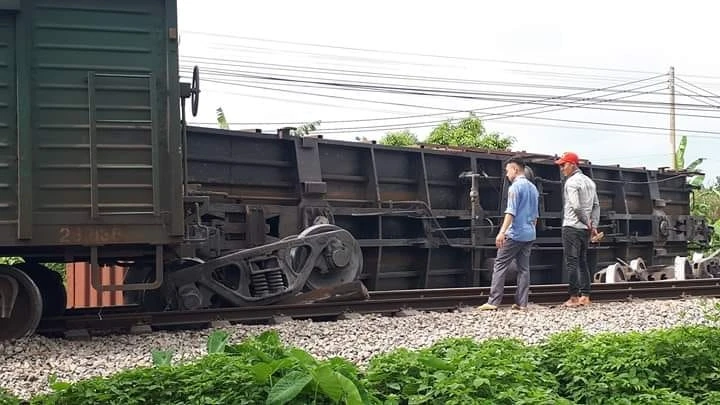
[65,262,125,308]
[185,126,709,291]
[0,0,184,256]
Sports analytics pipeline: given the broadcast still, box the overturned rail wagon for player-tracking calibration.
[183,126,713,290]
[0,0,367,340]
[0,0,712,341]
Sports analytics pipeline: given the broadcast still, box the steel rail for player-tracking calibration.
[37,279,720,337]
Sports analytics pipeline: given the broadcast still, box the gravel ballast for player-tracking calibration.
[1,297,718,400]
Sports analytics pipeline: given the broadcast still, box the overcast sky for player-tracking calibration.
[176,0,720,185]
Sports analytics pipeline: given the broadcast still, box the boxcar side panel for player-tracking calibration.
[0,13,18,224]
[0,0,183,249]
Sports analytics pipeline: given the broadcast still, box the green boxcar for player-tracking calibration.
[0,0,183,254]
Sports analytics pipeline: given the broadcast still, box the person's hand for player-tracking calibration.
[495,231,506,248]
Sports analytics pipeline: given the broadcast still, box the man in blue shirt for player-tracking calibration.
[478,157,539,311]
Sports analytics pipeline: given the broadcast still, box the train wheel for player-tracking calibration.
[15,263,67,317]
[0,265,43,340]
[291,224,363,290]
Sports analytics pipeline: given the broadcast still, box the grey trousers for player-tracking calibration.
[487,238,533,306]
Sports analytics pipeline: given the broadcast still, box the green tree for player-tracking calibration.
[379,130,418,147]
[216,107,230,130]
[425,112,515,150]
[0,257,66,281]
[291,120,321,137]
[677,135,720,249]
[214,107,321,137]
[691,184,720,249]
[676,135,705,186]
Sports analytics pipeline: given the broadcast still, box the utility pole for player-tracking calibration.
[669,66,677,169]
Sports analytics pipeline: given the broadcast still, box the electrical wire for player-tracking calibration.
[476,82,668,122]
[194,77,677,120]
[194,76,720,124]
[189,119,682,139]
[180,67,720,113]
[187,70,669,110]
[189,78,720,139]
[200,77,460,112]
[201,87,422,116]
[310,111,720,138]
[194,80,720,116]
[179,55,667,94]
[182,42,661,85]
[194,80,677,133]
[181,66,668,102]
[676,76,720,100]
[591,174,694,185]
[176,47,720,143]
[674,83,719,108]
[179,30,664,76]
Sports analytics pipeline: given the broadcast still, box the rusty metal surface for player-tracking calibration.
[276,280,369,305]
[65,263,125,308]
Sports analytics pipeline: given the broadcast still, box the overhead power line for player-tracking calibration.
[180,55,666,93]
[183,43,655,84]
[179,30,664,76]
[189,78,720,138]
[311,113,720,138]
[179,62,668,100]
[190,78,720,139]
[676,77,720,97]
[193,76,671,124]
[672,77,719,104]
[196,84,704,126]
[179,50,720,142]
[180,31,720,82]
[200,77,460,112]
[180,66,720,114]
[188,72,720,120]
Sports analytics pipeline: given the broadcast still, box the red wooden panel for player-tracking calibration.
[65,263,126,308]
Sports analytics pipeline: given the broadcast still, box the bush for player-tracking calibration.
[0,388,21,405]
[378,130,418,147]
[31,330,370,405]
[540,326,720,403]
[8,324,720,404]
[365,337,569,404]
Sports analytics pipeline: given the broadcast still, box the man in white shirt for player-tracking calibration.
[555,152,600,307]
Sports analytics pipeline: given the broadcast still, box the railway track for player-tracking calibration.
[36,279,720,339]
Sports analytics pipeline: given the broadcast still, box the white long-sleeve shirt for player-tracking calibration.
[562,169,600,229]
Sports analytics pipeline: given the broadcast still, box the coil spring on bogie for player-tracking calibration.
[251,269,287,297]
[266,270,286,293]
[251,273,270,297]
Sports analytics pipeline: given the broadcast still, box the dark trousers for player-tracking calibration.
[488,238,533,306]
[562,226,591,296]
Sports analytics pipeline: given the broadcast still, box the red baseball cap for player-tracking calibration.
[554,152,579,166]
